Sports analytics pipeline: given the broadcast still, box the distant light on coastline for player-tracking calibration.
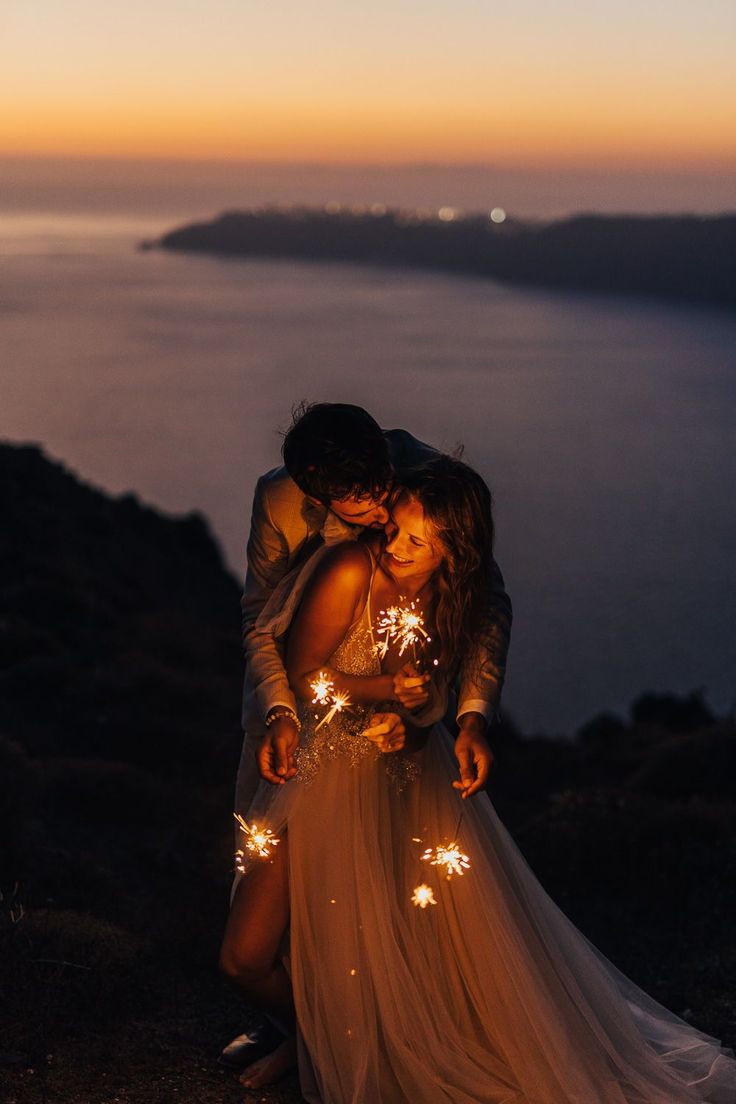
[438,206,458,222]
[490,207,506,224]
[370,203,386,216]
[325,201,342,214]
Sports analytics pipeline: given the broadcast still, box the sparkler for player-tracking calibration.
[311,671,334,706]
[234,813,280,870]
[309,672,353,731]
[411,883,438,909]
[315,689,352,731]
[415,805,470,884]
[421,841,471,880]
[374,598,432,666]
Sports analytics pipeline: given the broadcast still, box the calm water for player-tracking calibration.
[2,184,735,735]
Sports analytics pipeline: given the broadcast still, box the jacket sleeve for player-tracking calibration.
[456,554,512,722]
[389,428,513,721]
[241,477,299,720]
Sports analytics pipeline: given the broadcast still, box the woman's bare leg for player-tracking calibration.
[219,835,296,1086]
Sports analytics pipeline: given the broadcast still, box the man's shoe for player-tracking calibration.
[218,1022,286,1069]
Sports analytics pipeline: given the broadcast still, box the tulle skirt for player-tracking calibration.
[237,723,736,1104]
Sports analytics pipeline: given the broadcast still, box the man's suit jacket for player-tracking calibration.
[241,428,512,728]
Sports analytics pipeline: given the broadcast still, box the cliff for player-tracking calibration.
[152,207,736,307]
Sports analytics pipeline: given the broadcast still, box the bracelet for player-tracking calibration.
[265,708,302,732]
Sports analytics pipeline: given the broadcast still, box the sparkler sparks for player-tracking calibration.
[411,883,438,909]
[234,813,280,870]
[310,671,335,705]
[374,599,432,661]
[421,841,471,880]
[315,689,352,731]
[309,672,352,731]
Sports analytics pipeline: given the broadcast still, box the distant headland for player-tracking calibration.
[146,207,736,308]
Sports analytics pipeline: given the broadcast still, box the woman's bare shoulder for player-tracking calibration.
[312,540,374,592]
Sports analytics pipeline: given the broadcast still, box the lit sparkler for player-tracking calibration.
[310,671,335,706]
[234,813,280,870]
[309,672,353,731]
[374,599,432,664]
[421,841,471,880]
[411,883,438,909]
[315,689,352,731]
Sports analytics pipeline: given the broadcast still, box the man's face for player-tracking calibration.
[326,487,392,529]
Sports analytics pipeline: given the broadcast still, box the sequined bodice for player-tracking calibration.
[329,593,380,678]
[295,558,419,790]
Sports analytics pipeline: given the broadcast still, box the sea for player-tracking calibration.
[2,157,735,735]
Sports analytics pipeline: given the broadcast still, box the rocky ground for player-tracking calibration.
[1,441,734,1103]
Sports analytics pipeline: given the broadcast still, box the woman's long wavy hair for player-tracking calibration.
[397,454,495,682]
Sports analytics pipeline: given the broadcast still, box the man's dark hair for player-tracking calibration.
[282,402,392,503]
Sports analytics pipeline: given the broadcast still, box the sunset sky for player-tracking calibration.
[3,0,735,166]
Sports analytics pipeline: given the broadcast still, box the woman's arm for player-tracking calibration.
[286,543,395,705]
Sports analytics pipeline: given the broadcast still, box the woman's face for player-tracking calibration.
[382,493,444,581]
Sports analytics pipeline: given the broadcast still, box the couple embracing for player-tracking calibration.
[220,404,735,1103]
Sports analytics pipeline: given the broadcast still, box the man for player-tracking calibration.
[220,402,512,1076]
[240,402,510,801]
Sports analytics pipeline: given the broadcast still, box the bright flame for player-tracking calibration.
[310,672,353,731]
[421,841,471,879]
[411,883,438,908]
[315,689,353,731]
[234,813,280,869]
[374,599,432,660]
[310,672,335,705]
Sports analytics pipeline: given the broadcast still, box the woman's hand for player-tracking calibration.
[361,712,406,753]
[391,663,431,711]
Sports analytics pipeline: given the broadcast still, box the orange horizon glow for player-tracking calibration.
[4,1,735,171]
[3,97,736,170]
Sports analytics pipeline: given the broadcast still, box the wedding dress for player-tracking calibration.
[235,547,736,1104]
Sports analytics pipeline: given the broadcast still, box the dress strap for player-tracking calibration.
[349,539,377,635]
[361,540,379,651]
[332,539,378,641]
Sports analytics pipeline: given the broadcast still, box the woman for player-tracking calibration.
[221,455,736,1103]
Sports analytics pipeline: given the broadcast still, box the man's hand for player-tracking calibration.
[256,714,300,785]
[361,712,407,753]
[392,663,431,711]
[453,713,494,799]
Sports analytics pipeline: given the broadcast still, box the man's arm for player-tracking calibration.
[456,554,512,723]
[387,427,513,793]
[242,473,312,786]
[241,474,301,720]
[453,555,512,798]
